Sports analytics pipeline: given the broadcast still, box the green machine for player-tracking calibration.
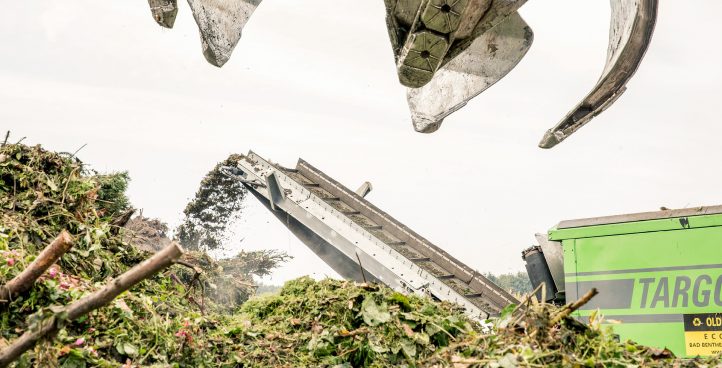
[523,205,722,357]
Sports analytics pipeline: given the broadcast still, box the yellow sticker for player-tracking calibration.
[685,331,722,356]
[684,313,722,356]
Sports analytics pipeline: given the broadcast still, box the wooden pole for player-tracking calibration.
[0,231,74,303]
[0,242,183,368]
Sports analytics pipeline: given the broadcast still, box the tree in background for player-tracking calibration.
[94,171,131,219]
[485,271,532,296]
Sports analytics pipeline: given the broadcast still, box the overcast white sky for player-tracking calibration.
[2,1,721,284]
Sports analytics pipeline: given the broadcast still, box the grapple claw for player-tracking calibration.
[539,0,658,148]
[143,0,658,149]
[407,12,533,133]
[397,31,450,87]
[186,0,262,67]
[147,0,178,29]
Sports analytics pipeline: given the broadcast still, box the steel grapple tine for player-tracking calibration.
[186,0,262,67]
[538,0,658,148]
[407,12,533,133]
[147,0,178,29]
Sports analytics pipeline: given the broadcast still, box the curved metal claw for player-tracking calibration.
[407,12,533,133]
[147,0,178,29]
[384,0,528,88]
[186,0,262,67]
[538,0,658,148]
[384,0,532,132]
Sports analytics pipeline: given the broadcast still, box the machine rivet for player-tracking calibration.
[421,0,468,34]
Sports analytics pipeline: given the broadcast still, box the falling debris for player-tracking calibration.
[175,154,248,251]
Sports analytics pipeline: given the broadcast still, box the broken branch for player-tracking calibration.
[0,242,183,368]
[549,288,598,326]
[175,259,202,274]
[0,231,74,303]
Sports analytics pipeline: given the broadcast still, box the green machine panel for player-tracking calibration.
[549,206,722,357]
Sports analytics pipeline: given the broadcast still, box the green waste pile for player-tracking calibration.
[210,278,722,368]
[233,277,474,367]
[1,139,722,367]
[425,302,722,368]
[0,140,286,367]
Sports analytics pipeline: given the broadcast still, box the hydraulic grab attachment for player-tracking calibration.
[538,0,658,148]
[383,0,658,145]
[146,0,657,147]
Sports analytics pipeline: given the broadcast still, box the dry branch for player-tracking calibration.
[0,242,183,368]
[0,231,74,303]
[549,288,599,326]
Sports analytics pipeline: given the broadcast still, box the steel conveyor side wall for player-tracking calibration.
[297,159,517,311]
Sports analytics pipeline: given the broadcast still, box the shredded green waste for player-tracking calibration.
[175,154,247,252]
[233,277,474,367]
[1,141,722,367]
[0,142,284,367]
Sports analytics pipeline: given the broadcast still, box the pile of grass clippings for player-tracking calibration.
[206,278,722,368]
[232,277,475,367]
[2,140,722,368]
[424,302,722,368]
[0,141,284,367]
[0,142,145,282]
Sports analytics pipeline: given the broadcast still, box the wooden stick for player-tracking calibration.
[0,242,183,368]
[0,231,74,303]
[507,283,544,325]
[549,288,598,326]
[339,327,369,337]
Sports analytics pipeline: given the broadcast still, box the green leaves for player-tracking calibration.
[308,331,335,357]
[389,292,411,311]
[399,338,416,358]
[93,171,131,218]
[496,303,517,329]
[115,341,139,357]
[5,140,719,368]
[235,277,476,367]
[46,177,59,192]
[59,349,87,368]
[360,296,391,327]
